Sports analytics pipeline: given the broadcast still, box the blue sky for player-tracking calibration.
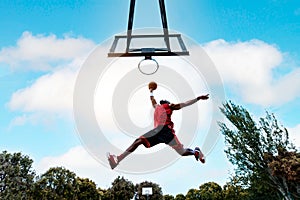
[1,0,300,196]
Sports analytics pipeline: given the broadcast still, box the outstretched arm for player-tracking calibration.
[149,89,157,108]
[170,94,209,110]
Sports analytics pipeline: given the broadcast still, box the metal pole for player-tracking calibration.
[158,0,171,52]
[126,0,136,52]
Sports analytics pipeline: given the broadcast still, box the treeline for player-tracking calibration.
[0,151,248,200]
[1,101,299,200]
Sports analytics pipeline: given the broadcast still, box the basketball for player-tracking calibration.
[148,81,157,90]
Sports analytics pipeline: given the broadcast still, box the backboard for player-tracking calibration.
[107,0,189,58]
[142,187,153,195]
[108,30,189,57]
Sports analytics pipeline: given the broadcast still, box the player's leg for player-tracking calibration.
[173,145,205,163]
[174,146,194,156]
[107,137,147,169]
[166,130,193,156]
[117,138,146,162]
[117,126,163,163]
[107,127,160,169]
[169,132,205,163]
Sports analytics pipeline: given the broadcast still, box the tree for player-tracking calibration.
[98,188,110,200]
[198,182,223,200]
[185,188,200,200]
[135,181,163,200]
[164,194,175,200]
[0,151,35,200]
[77,177,100,200]
[222,177,250,200]
[174,194,185,200]
[219,101,299,200]
[265,148,300,199]
[106,176,135,200]
[33,167,79,200]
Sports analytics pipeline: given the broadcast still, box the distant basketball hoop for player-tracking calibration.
[142,187,153,200]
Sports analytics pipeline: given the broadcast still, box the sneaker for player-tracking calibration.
[194,147,205,163]
[107,153,119,169]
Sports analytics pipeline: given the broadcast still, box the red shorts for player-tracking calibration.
[139,125,183,150]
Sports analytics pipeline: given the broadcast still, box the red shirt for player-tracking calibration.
[154,104,174,128]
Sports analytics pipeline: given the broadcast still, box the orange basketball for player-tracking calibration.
[148,81,157,90]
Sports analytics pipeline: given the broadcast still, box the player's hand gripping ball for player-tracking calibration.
[148,81,157,90]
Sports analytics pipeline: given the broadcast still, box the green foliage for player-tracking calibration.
[98,188,111,200]
[174,194,185,200]
[0,151,35,200]
[219,102,262,181]
[198,182,223,200]
[135,180,163,200]
[33,167,79,200]
[77,177,100,200]
[265,150,300,200]
[219,101,298,200]
[164,194,175,200]
[222,177,250,200]
[105,176,135,200]
[185,188,200,200]
[246,182,279,200]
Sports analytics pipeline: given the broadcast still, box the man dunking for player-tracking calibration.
[107,82,209,169]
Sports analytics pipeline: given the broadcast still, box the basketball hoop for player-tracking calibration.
[107,0,190,75]
[138,56,159,75]
[142,187,152,200]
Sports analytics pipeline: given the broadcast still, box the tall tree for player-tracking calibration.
[33,167,79,200]
[174,194,185,200]
[106,176,135,200]
[219,101,299,200]
[164,194,175,200]
[0,151,35,200]
[198,182,223,200]
[98,188,110,200]
[185,188,200,200]
[77,177,100,200]
[222,177,250,200]
[135,181,163,200]
[265,148,300,200]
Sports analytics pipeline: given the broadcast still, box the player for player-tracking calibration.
[107,82,209,169]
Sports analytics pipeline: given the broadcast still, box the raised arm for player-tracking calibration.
[170,94,209,110]
[149,88,157,108]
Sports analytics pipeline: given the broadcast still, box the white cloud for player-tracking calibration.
[288,124,300,149]
[35,146,103,176]
[203,39,300,106]
[5,32,95,125]
[34,146,124,189]
[0,31,95,71]
[8,65,77,116]
[8,113,55,128]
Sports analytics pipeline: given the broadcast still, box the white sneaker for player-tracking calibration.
[194,147,205,163]
[107,153,119,169]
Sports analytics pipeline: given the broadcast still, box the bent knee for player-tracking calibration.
[138,137,151,148]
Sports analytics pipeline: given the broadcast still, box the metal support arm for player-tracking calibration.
[126,0,171,52]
